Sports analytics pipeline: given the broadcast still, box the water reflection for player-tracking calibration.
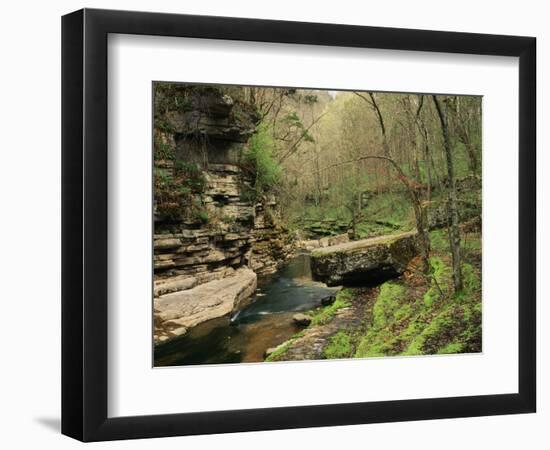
[154,253,337,366]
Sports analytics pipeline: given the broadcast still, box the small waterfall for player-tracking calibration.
[229,310,241,323]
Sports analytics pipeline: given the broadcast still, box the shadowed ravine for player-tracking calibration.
[154,253,338,366]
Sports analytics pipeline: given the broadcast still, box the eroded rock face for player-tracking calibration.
[154,86,292,281]
[249,203,292,275]
[310,231,418,287]
[153,85,292,341]
[154,268,257,343]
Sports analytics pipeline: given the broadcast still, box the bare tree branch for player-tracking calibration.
[277,112,327,163]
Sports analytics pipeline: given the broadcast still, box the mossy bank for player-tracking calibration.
[265,229,482,362]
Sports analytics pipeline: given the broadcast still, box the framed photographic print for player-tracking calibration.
[62,8,536,442]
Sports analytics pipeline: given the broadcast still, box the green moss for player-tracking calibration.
[457,302,482,353]
[265,331,305,362]
[372,283,406,329]
[323,331,354,359]
[401,337,424,356]
[354,253,481,359]
[423,257,451,307]
[363,191,414,231]
[462,236,482,252]
[429,229,449,253]
[403,306,457,355]
[437,342,465,354]
[310,289,352,326]
[355,282,409,358]
[461,263,481,294]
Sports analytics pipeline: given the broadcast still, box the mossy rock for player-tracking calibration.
[310,231,419,286]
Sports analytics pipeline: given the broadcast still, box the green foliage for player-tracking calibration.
[154,117,175,133]
[243,123,281,200]
[429,229,449,253]
[365,191,413,228]
[437,342,465,354]
[423,257,450,307]
[461,263,481,294]
[323,331,353,359]
[355,282,408,358]
[194,209,209,224]
[265,331,305,362]
[401,257,481,356]
[310,289,352,326]
[372,283,406,329]
[303,94,318,105]
[154,135,175,160]
[403,306,459,355]
[154,161,207,221]
[294,187,415,240]
[222,215,237,224]
[174,161,206,194]
[354,237,482,359]
[282,111,315,143]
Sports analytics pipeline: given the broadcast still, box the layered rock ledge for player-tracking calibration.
[310,231,418,286]
[154,268,257,344]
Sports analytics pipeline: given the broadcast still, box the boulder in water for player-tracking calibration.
[293,313,312,326]
[321,294,336,306]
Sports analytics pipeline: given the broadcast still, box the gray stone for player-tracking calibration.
[311,231,418,286]
[321,294,336,306]
[154,238,182,250]
[293,313,312,326]
[319,237,330,248]
[328,233,349,246]
[154,275,197,297]
[154,268,257,344]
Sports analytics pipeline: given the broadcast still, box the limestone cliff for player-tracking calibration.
[152,84,291,343]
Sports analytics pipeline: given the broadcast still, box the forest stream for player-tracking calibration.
[154,253,339,366]
[152,84,483,364]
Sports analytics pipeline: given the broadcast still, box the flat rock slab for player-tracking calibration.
[154,275,197,297]
[154,268,257,344]
[310,231,418,286]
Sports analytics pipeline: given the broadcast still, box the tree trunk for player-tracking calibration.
[461,135,479,177]
[424,139,432,201]
[413,94,432,199]
[433,95,463,292]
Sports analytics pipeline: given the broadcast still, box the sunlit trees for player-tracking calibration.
[247,87,480,293]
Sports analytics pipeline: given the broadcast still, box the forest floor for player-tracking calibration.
[265,229,482,362]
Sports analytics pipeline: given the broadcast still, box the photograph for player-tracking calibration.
[0,0,542,446]
[152,82,483,367]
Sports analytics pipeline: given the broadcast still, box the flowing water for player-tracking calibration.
[154,253,338,366]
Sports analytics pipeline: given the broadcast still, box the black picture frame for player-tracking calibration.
[62,8,536,442]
